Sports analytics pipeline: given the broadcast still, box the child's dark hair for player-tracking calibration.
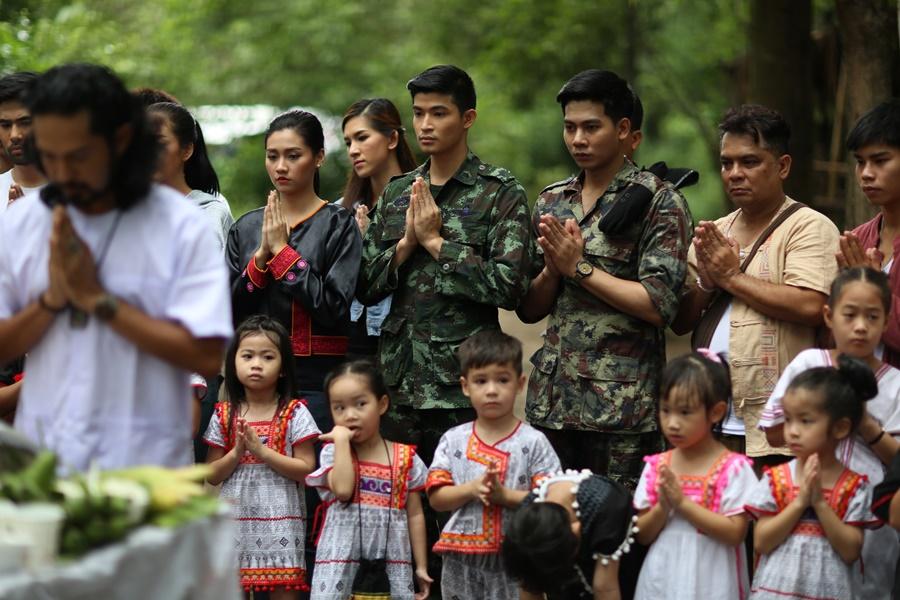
[846,98,900,152]
[223,315,296,423]
[457,330,523,377]
[786,354,878,431]
[828,266,891,314]
[147,102,220,195]
[323,359,390,405]
[660,351,732,412]
[265,109,324,195]
[407,64,476,113]
[502,502,580,595]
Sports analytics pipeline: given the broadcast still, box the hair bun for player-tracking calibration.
[836,354,878,402]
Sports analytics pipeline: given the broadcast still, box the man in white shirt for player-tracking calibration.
[0,64,232,471]
[0,72,46,216]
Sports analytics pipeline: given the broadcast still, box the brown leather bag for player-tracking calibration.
[691,202,807,350]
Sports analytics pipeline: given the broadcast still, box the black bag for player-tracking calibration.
[350,439,393,599]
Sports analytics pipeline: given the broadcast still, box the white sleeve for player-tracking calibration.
[633,459,655,511]
[164,217,233,338]
[720,457,759,516]
[305,443,336,501]
[0,221,18,319]
[288,402,321,446]
[758,350,818,429]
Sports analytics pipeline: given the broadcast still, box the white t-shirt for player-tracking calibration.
[0,169,44,219]
[0,184,233,471]
[709,303,745,435]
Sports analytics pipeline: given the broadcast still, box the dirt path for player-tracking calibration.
[498,310,692,418]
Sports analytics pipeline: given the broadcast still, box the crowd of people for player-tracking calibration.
[0,60,899,600]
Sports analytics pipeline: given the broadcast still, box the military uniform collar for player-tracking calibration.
[417,150,480,187]
[568,160,639,197]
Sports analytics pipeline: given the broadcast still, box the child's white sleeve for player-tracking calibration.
[203,404,225,449]
[759,350,818,430]
[744,469,778,519]
[305,443,336,501]
[425,433,454,492]
[632,456,656,510]
[720,456,758,517]
[845,478,880,528]
[528,431,562,489]
[408,452,428,492]
[288,401,321,447]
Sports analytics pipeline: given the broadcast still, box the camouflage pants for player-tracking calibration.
[380,403,476,466]
[534,427,663,494]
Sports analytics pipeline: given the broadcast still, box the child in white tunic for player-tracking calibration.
[748,355,880,600]
[204,316,320,597]
[426,331,561,600]
[306,360,431,600]
[634,351,757,600]
[758,268,900,598]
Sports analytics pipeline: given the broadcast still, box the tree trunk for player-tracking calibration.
[836,0,900,229]
[747,0,815,208]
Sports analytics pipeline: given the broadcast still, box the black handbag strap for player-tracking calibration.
[357,438,392,560]
[691,201,807,350]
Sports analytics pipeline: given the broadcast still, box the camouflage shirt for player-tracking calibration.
[526,162,692,433]
[357,151,533,410]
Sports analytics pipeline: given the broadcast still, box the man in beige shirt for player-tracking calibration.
[673,104,839,464]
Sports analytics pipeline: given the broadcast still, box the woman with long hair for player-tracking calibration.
[148,102,234,251]
[227,109,361,431]
[339,98,416,359]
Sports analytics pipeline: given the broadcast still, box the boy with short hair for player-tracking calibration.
[426,330,560,600]
[836,98,900,369]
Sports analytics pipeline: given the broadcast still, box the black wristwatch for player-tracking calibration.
[93,293,119,322]
[574,258,594,280]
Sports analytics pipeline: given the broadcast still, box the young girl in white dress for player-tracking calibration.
[747,355,880,599]
[306,360,431,599]
[204,316,320,597]
[758,267,900,597]
[634,350,758,600]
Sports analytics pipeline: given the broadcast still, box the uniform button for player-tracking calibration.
[479,164,485,171]
[442,263,451,272]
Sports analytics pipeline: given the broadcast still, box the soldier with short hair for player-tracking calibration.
[357,64,533,465]
[518,69,692,493]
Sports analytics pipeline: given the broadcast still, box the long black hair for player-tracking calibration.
[148,102,220,195]
[223,315,297,435]
[265,109,324,196]
[26,63,158,210]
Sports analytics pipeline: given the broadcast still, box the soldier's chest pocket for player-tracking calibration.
[441,209,490,250]
[380,206,409,244]
[583,232,637,278]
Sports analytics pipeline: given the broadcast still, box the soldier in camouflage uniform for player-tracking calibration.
[519,70,692,494]
[357,65,532,466]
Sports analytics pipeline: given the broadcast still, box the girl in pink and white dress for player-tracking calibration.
[634,351,758,600]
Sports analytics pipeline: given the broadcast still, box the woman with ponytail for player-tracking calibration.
[148,102,233,251]
[226,109,361,433]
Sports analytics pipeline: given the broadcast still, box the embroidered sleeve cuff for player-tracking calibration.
[268,245,302,280]
[425,469,455,491]
[246,256,269,289]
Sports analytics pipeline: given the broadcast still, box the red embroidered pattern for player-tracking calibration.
[240,566,309,592]
[765,462,866,529]
[432,431,509,554]
[246,256,269,288]
[426,469,454,490]
[354,443,415,510]
[215,398,305,455]
[645,450,740,513]
[290,300,349,356]
[267,245,301,280]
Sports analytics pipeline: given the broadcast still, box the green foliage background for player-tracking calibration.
[0,0,764,220]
